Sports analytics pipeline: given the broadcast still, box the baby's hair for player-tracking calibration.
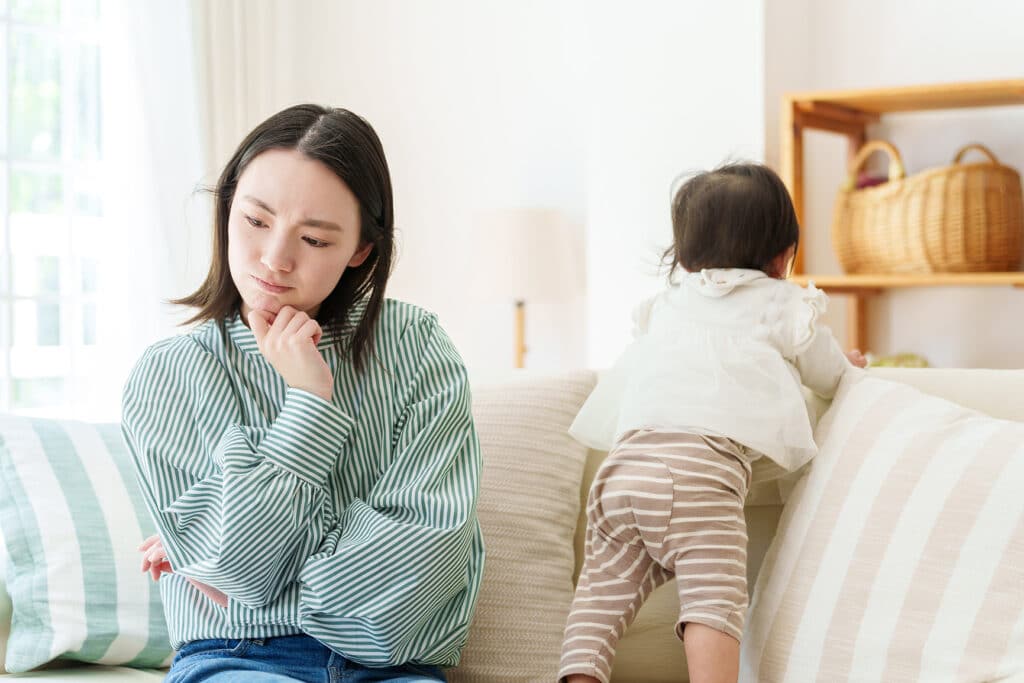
[661,162,799,278]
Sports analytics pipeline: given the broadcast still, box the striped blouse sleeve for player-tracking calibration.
[121,336,353,609]
[296,314,484,666]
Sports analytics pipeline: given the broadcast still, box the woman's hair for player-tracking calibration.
[175,104,394,372]
[662,162,799,278]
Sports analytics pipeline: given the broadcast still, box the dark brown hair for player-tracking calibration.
[175,104,394,372]
[662,162,799,279]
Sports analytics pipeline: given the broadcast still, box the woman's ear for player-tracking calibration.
[348,242,374,267]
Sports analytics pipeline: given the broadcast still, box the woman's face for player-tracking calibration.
[228,148,372,325]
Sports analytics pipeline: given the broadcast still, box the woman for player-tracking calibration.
[123,105,484,683]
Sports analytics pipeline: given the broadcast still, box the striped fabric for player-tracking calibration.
[449,370,594,683]
[561,430,752,683]
[741,373,1024,682]
[121,301,484,669]
[0,415,173,673]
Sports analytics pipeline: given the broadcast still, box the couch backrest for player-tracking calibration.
[4,367,1023,680]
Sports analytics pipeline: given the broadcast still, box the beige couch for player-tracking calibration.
[2,366,1022,682]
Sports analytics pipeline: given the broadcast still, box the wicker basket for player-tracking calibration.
[831,140,1024,274]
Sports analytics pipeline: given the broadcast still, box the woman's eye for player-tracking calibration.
[303,236,330,248]
[245,215,267,228]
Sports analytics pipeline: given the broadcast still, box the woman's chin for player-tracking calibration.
[240,295,286,327]
[247,293,284,316]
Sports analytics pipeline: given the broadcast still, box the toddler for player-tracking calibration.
[559,163,865,683]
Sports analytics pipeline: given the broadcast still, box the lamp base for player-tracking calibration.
[514,300,526,369]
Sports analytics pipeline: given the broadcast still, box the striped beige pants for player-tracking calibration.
[559,429,753,683]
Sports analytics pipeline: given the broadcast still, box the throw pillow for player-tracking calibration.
[449,370,595,683]
[0,414,173,672]
[1,522,10,673]
[741,372,1024,682]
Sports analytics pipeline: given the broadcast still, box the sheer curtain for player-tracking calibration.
[190,0,307,174]
[90,0,207,420]
[89,0,309,420]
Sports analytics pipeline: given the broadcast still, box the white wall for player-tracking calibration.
[777,0,1024,368]
[194,0,1023,371]
[278,0,589,370]
[582,2,765,366]
[278,0,764,370]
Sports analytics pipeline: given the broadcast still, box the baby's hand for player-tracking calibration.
[846,349,868,368]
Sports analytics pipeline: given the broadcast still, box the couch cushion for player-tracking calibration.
[0,415,173,673]
[449,370,594,683]
[742,371,1024,682]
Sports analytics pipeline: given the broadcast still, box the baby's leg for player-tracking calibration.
[684,623,739,683]
[660,434,751,683]
[559,444,675,683]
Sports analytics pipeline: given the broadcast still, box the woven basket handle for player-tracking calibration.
[953,143,1000,165]
[844,140,906,190]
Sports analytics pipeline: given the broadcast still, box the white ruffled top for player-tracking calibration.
[570,268,851,471]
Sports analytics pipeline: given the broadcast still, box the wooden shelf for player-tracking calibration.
[791,272,1024,294]
[789,79,1024,116]
[779,78,1024,352]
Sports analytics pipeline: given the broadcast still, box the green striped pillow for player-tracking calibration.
[0,414,173,673]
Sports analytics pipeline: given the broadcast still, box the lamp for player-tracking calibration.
[471,208,583,368]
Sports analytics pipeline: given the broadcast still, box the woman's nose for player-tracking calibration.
[260,237,294,273]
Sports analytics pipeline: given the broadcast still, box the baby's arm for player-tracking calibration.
[793,324,852,399]
[780,282,860,399]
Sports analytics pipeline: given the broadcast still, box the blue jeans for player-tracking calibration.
[165,635,447,682]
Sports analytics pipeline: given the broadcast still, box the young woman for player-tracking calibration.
[123,104,484,683]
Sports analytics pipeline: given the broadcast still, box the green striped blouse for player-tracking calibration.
[121,300,484,667]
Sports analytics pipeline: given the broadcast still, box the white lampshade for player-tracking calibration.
[470,207,584,303]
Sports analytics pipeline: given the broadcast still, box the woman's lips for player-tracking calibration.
[253,276,292,294]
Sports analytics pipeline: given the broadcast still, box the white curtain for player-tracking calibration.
[85,0,312,420]
[191,0,310,173]
[91,0,207,420]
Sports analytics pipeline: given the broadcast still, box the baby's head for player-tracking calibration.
[663,162,799,279]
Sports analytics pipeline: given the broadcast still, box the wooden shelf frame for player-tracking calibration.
[790,272,1024,293]
[779,78,1024,351]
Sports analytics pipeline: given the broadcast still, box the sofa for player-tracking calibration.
[2,366,1024,682]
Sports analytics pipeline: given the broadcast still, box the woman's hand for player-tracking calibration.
[248,305,333,402]
[846,349,868,368]
[139,534,174,580]
[138,535,229,608]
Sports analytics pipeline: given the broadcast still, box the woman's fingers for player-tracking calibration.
[248,309,272,343]
[138,534,160,552]
[140,535,162,573]
[258,306,321,350]
[282,309,309,338]
[298,319,322,346]
[270,306,297,334]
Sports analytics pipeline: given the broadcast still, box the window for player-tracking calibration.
[0,0,102,416]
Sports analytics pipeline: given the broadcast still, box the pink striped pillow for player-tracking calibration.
[741,372,1024,682]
